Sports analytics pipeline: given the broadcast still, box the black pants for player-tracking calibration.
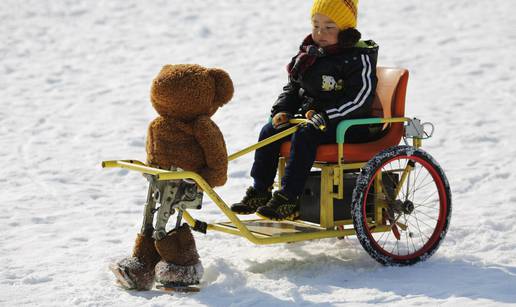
[250,122,337,199]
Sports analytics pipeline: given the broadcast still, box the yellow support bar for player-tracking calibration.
[413,137,422,148]
[277,157,286,189]
[228,124,300,162]
[102,160,168,175]
[394,161,414,200]
[374,173,385,227]
[319,165,334,228]
[181,210,196,227]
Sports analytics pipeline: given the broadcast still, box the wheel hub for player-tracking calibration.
[391,199,415,215]
[402,200,415,214]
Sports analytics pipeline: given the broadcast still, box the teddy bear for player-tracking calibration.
[110,64,234,291]
[146,64,233,186]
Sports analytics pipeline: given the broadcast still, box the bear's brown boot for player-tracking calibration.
[110,233,161,290]
[154,224,203,286]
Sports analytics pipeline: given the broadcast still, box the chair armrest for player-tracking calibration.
[336,117,410,144]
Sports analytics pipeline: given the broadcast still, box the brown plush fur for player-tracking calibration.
[154,225,203,286]
[111,234,161,290]
[154,224,200,266]
[154,260,204,286]
[132,233,162,270]
[112,257,154,290]
[146,64,234,187]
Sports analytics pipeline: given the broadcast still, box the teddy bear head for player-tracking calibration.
[150,64,234,121]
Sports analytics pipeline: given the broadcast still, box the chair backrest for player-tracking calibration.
[371,67,409,119]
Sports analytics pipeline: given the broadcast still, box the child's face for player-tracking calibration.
[311,13,339,47]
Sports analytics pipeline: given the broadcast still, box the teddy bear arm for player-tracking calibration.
[195,124,228,169]
[199,169,227,187]
[194,118,228,186]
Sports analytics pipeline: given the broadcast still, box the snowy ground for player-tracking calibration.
[1,0,516,306]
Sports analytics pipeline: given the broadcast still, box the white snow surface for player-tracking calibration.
[1,0,516,306]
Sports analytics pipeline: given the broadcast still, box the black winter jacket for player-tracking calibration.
[271,40,379,129]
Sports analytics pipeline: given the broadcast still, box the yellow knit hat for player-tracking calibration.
[311,0,359,30]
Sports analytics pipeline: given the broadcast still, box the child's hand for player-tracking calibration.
[307,112,328,132]
[272,112,291,129]
[305,110,316,120]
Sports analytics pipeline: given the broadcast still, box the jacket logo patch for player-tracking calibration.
[321,75,344,91]
[321,75,336,91]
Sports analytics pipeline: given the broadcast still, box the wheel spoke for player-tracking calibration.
[409,228,418,254]
[409,216,434,239]
[413,163,424,191]
[409,214,436,231]
[376,226,389,246]
[413,199,439,210]
[391,240,400,255]
[411,209,427,246]
[405,161,412,202]
[410,174,435,196]
[413,209,438,223]
[408,213,432,241]
[404,215,410,255]
[413,191,437,209]
[410,164,423,202]
[381,227,392,250]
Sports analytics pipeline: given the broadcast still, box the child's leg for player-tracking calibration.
[250,122,289,191]
[282,125,336,198]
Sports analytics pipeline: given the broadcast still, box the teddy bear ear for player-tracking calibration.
[208,68,234,107]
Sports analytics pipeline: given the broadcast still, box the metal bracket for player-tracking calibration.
[149,178,204,241]
[404,118,435,141]
[139,175,158,236]
[153,180,178,240]
[403,117,435,145]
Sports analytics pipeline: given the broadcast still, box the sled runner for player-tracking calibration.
[156,284,201,293]
[103,67,451,267]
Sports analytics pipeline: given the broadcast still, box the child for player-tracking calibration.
[231,0,379,220]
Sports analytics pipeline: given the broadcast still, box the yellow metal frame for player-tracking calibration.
[102,117,421,245]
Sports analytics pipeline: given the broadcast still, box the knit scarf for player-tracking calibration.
[287,34,345,80]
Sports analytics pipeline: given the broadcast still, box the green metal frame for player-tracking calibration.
[102,117,418,244]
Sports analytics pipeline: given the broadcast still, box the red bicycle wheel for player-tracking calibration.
[351,146,452,266]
